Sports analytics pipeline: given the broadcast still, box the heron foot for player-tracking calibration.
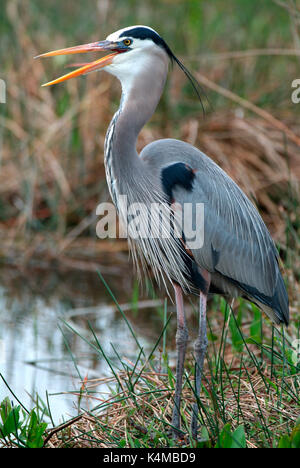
[167,423,185,442]
[171,427,185,441]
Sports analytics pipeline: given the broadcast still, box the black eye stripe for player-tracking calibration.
[119,27,170,53]
[119,26,209,113]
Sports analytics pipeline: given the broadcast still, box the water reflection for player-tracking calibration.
[0,267,168,424]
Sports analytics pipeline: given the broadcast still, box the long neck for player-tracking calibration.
[104,60,168,203]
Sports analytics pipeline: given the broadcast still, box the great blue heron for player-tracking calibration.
[36,25,289,440]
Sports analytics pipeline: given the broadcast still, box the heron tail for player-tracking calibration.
[252,273,289,326]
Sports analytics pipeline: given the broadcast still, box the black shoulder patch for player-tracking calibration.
[161,162,196,202]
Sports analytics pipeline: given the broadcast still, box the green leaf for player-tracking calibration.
[277,421,300,448]
[0,399,23,438]
[278,435,291,448]
[0,397,12,424]
[22,410,47,448]
[291,424,300,448]
[232,425,247,448]
[215,423,233,448]
[216,423,246,448]
[200,426,210,442]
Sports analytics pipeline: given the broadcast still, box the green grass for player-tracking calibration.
[43,293,300,448]
[1,273,298,448]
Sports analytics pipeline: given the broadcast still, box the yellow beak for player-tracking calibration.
[35,40,120,86]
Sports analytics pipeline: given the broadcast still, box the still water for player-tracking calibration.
[0,267,169,424]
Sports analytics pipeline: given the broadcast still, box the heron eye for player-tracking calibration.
[123,39,132,46]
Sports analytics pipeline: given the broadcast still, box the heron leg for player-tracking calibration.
[191,289,208,439]
[171,282,189,439]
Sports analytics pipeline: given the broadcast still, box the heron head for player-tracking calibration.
[36,25,206,110]
[35,25,173,87]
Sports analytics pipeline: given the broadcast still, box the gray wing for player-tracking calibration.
[141,138,289,324]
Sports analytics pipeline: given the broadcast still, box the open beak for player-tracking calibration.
[35,40,120,86]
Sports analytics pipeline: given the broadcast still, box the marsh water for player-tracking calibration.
[0,265,171,424]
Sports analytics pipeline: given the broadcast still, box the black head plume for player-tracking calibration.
[120,26,210,115]
[169,51,210,116]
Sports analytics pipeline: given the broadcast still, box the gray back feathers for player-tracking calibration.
[103,48,289,326]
